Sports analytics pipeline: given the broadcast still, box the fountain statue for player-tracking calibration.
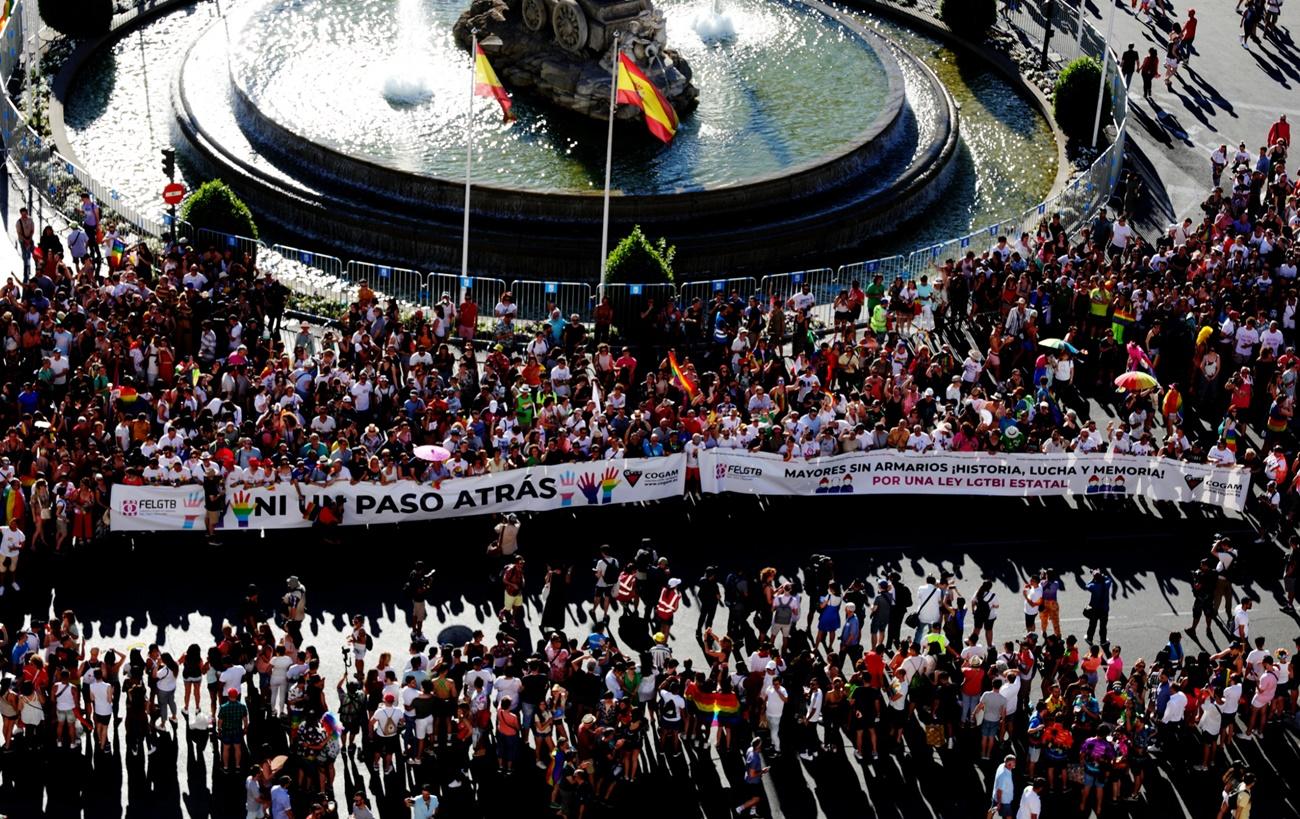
[453,0,699,124]
[383,0,437,104]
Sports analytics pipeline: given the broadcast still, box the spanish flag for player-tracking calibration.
[474,44,515,123]
[616,53,678,143]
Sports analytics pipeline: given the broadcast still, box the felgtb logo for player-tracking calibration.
[120,500,138,516]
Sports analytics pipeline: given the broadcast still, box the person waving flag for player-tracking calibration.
[616,53,679,143]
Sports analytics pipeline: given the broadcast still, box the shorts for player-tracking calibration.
[594,583,613,598]
[183,676,202,684]
[504,592,524,610]
[57,709,76,726]
[1082,769,1105,788]
[1201,728,1220,745]
[1027,745,1041,763]
[992,801,1015,818]
[980,720,1001,738]
[415,716,434,740]
[376,733,400,754]
[94,713,111,726]
[0,556,17,572]
[352,647,367,663]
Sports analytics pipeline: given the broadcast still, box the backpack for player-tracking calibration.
[601,558,620,586]
[616,571,637,603]
[660,695,680,722]
[365,633,374,651]
[773,596,795,626]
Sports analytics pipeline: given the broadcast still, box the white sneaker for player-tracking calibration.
[0,586,5,597]
[798,752,815,761]
[9,581,17,591]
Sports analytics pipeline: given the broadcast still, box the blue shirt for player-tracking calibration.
[993,763,1015,804]
[410,794,439,819]
[270,786,292,819]
[840,615,861,647]
[744,748,763,783]
[1086,576,1112,611]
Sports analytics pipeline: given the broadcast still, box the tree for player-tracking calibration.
[603,225,675,284]
[939,0,996,35]
[38,0,113,38]
[179,179,259,240]
[1053,57,1111,141]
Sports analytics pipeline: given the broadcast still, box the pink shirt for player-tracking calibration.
[1251,671,1277,708]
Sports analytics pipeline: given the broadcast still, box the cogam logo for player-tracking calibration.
[1184,475,1204,491]
[622,470,642,487]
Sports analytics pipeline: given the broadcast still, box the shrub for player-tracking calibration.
[603,225,675,284]
[1053,56,1111,141]
[939,0,996,35]
[38,0,113,38]
[179,179,259,240]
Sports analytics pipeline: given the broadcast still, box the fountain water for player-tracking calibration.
[382,0,436,104]
[691,0,735,44]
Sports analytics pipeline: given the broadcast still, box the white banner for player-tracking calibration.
[700,449,1251,511]
[110,455,686,532]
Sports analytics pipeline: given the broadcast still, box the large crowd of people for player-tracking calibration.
[0,526,1295,819]
[2,106,1294,551]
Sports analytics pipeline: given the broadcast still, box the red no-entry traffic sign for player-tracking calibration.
[162,182,186,206]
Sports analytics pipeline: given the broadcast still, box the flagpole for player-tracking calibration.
[462,30,477,281]
[598,34,620,302]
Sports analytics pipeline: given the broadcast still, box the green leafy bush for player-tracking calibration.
[1053,56,1111,141]
[603,225,675,284]
[939,0,996,34]
[38,0,113,38]
[179,179,259,240]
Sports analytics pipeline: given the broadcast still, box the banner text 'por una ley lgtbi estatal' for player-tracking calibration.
[109,450,1250,532]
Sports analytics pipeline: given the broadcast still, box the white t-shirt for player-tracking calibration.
[1199,700,1222,735]
[90,680,113,716]
[218,665,246,693]
[1023,584,1043,616]
[1016,787,1042,819]
[0,527,25,559]
[1222,683,1242,715]
[1232,606,1250,639]
[155,665,178,693]
[269,655,293,684]
[1162,691,1188,723]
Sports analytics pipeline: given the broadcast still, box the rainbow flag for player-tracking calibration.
[668,351,698,402]
[616,53,678,143]
[474,44,514,123]
[3,483,25,525]
[108,237,127,270]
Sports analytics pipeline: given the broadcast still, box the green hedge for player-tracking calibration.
[38,0,113,38]
[939,0,996,34]
[603,225,675,284]
[1053,56,1111,141]
[179,179,259,240]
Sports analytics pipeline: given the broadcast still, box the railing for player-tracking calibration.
[2,0,1130,335]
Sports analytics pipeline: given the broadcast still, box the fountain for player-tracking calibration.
[64,0,986,275]
[381,0,436,105]
[691,0,735,44]
[451,0,698,123]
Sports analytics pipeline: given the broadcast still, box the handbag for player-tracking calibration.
[1082,605,1095,619]
[1066,763,1085,785]
[905,587,940,630]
